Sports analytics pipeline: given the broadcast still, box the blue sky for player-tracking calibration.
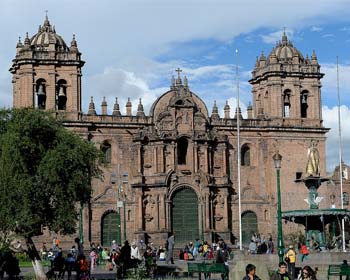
[0,0,349,171]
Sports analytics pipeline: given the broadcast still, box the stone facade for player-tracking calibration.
[10,17,333,247]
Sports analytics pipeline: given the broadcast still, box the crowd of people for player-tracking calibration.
[248,233,275,255]
[1,234,347,280]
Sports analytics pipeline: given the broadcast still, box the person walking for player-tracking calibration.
[300,244,309,262]
[340,260,350,280]
[271,262,291,280]
[130,241,141,267]
[284,245,296,278]
[166,233,175,264]
[120,240,131,278]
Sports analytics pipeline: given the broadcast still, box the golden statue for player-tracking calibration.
[306,140,320,177]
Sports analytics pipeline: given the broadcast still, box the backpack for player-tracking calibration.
[79,259,88,272]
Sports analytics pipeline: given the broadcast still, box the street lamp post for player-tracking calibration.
[273,151,284,263]
[121,173,128,242]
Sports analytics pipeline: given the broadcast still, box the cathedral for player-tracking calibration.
[10,16,336,247]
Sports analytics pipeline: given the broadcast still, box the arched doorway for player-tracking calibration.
[101,212,121,247]
[171,187,199,243]
[242,211,258,245]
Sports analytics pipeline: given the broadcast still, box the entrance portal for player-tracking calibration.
[101,212,121,247]
[171,187,199,243]
[242,211,258,245]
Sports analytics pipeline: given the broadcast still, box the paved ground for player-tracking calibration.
[17,261,224,279]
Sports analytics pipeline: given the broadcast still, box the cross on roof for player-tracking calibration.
[175,68,182,80]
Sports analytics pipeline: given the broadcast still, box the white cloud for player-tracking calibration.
[340,27,350,32]
[323,105,350,171]
[322,33,335,38]
[321,62,350,106]
[0,71,12,108]
[83,68,161,115]
[81,60,253,120]
[260,29,294,44]
[311,26,323,32]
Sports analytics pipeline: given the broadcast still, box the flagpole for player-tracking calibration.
[236,49,242,251]
[336,56,346,252]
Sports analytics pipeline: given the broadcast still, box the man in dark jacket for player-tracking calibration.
[120,240,131,278]
[242,264,261,280]
[271,262,291,280]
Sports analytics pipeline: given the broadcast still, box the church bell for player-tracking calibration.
[37,84,45,96]
[58,86,65,97]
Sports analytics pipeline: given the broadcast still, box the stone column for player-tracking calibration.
[153,146,158,173]
[160,146,164,173]
[166,199,172,231]
[160,194,166,230]
[156,194,160,230]
[205,193,210,230]
[137,191,143,231]
[137,144,142,174]
[223,192,229,230]
[47,71,56,110]
[204,145,209,173]
[194,143,198,173]
[173,143,177,172]
[222,145,227,174]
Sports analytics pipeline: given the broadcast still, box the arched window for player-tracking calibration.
[241,145,250,166]
[36,79,46,110]
[300,90,308,118]
[177,137,188,165]
[283,89,291,118]
[101,141,112,164]
[56,79,67,110]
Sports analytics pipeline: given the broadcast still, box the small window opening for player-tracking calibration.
[301,91,308,118]
[241,145,250,166]
[36,79,46,110]
[101,142,112,164]
[177,137,188,165]
[283,90,291,118]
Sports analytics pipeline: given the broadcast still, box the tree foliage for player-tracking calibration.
[0,108,101,238]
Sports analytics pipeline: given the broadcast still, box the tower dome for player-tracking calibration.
[30,15,68,51]
[267,31,304,63]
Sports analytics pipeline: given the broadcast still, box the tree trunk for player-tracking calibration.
[25,236,47,280]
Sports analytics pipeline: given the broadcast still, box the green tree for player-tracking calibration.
[0,108,101,279]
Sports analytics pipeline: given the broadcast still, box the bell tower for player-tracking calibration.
[249,32,324,125]
[10,15,84,118]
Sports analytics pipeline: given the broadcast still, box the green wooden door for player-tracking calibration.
[102,212,121,247]
[242,211,258,245]
[171,188,199,243]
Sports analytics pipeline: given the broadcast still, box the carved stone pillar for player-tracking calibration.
[160,145,164,173]
[194,143,198,173]
[205,193,210,230]
[160,194,166,230]
[166,199,172,231]
[137,191,143,231]
[222,144,227,174]
[136,144,142,174]
[204,144,209,173]
[223,192,229,230]
[156,194,160,230]
[153,146,157,173]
